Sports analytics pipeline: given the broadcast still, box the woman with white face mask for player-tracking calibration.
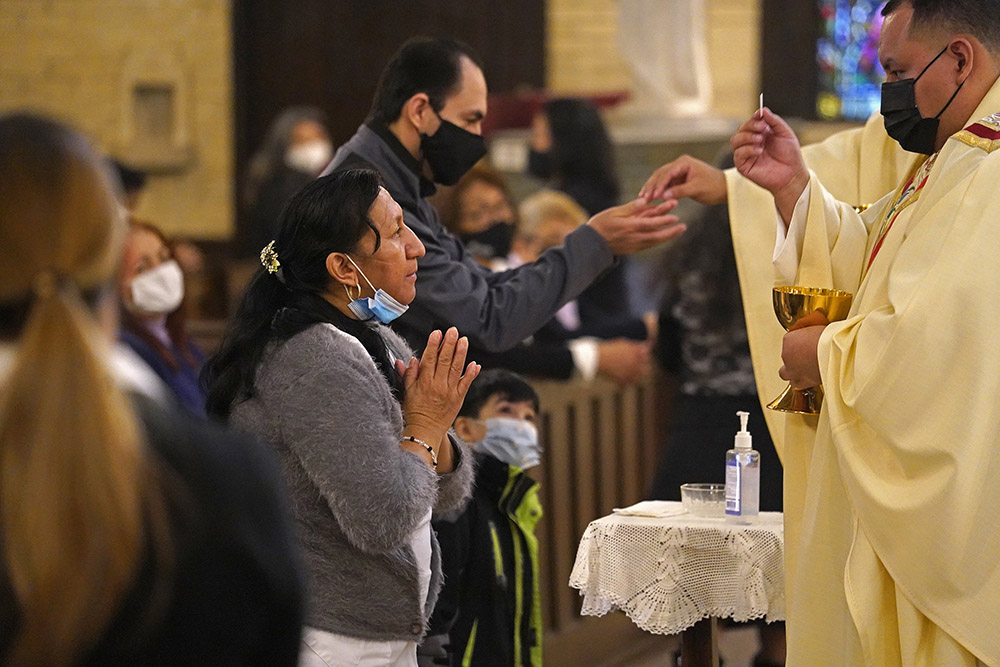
[118,221,206,414]
[243,107,335,258]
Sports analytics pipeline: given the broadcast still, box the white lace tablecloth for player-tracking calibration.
[569,501,784,636]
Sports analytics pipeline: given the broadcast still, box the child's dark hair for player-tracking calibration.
[202,168,401,418]
[458,369,539,418]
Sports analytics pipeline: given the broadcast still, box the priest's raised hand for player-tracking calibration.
[730,107,809,226]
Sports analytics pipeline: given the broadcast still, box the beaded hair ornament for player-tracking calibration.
[260,240,284,282]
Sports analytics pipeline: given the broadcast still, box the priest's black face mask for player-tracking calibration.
[881,45,965,155]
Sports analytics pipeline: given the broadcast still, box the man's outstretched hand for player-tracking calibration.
[587,198,686,255]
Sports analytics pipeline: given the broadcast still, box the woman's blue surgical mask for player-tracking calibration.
[343,256,409,324]
[475,417,542,470]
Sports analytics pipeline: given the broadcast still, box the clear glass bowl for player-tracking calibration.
[680,483,726,517]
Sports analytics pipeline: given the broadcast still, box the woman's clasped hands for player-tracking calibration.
[396,327,481,472]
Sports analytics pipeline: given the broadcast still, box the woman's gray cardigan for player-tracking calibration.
[230,322,474,642]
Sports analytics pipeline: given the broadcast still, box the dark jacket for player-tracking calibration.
[464,338,576,380]
[574,262,639,334]
[325,123,615,354]
[0,395,306,666]
[465,311,649,381]
[245,165,314,258]
[422,454,543,667]
[554,180,640,334]
[120,329,206,416]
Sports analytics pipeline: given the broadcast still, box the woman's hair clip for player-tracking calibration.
[260,240,281,275]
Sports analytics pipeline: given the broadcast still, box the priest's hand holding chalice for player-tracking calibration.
[768,286,853,413]
[727,105,857,413]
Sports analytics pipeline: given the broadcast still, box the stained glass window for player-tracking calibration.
[816,1,885,120]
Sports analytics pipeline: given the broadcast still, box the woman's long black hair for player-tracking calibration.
[544,97,620,214]
[202,168,403,419]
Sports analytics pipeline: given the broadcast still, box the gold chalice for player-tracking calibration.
[768,286,853,414]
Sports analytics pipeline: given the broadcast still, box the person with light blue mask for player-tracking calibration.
[203,168,482,667]
[419,369,544,667]
[343,253,411,324]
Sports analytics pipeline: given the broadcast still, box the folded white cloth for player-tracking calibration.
[611,500,688,518]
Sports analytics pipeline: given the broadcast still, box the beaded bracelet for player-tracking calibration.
[401,435,437,470]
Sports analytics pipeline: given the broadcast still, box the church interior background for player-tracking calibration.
[0,2,886,664]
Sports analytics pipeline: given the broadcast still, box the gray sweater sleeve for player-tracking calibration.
[271,326,441,555]
[404,209,615,352]
[435,432,474,517]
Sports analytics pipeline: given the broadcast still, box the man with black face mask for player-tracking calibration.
[678,1,1000,665]
[325,37,685,354]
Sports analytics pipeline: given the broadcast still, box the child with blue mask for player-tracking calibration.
[418,369,545,667]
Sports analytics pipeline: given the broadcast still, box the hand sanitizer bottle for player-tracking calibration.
[725,411,760,524]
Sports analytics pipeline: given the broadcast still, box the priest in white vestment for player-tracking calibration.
[640,1,1000,664]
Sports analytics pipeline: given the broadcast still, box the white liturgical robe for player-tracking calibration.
[729,87,1000,666]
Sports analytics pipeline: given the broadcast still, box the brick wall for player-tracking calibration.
[546,0,761,119]
[546,0,633,96]
[0,0,234,240]
[0,1,760,241]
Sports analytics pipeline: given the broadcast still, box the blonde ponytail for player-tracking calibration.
[1,282,148,665]
[0,114,165,666]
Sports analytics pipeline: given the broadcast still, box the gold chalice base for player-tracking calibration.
[768,285,853,414]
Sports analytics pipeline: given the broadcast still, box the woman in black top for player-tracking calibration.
[528,97,636,330]
[0,112,304,666]
[242,107,333,258]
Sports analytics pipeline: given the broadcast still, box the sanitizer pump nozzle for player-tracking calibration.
[735,411,752,449]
